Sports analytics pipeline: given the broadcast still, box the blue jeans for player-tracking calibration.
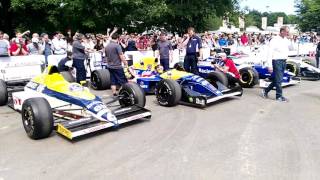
[73,58,86,83]
[160,58,170,71]
[184,54,198,75]
[265,59,286,99]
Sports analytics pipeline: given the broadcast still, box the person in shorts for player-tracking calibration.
[105,33,128,96]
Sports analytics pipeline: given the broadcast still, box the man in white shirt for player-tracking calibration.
[262,26,292,102]
[52,32,67,55]
[0,31,10,57]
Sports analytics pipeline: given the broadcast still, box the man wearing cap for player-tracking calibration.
[183,27,202,75]
[155,32,173,71]
[213,53,240,86]
[27,37,42,55]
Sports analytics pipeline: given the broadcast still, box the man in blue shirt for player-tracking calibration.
[183,27,202,75]
[218,34,228,47]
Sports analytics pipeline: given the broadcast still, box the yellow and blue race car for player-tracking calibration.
[1,66,151,140]
[127,57,243,107]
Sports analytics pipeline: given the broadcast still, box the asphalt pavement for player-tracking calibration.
[1,80,320,180]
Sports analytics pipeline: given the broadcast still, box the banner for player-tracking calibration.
[222,17,229,28]
[277,17,283,26]
[261,17,267,30]
[239,17,245,29]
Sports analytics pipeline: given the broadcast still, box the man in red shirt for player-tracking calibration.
[213,53,240,87]
[240,32,248,46]
[10,33,28,56]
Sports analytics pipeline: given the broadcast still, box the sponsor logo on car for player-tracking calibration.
[198,68,214,74]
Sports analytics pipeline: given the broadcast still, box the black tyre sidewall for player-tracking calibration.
[22,98,54,139]
[119,82,146,107]
[156,79,181,107]
[91,69,111,90]
[239,68,256,88]
[0,80,8,106]
[207,71,229,88]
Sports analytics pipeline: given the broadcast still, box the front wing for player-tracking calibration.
[180,85,242,107]
[55,105,151,139]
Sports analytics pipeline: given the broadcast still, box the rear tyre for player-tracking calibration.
[91,69,111,90]
[239,67,259,88]
[207,71,228,88]
[286,61,300,76]
[0,80,8,106]
[119,82,146,107]
[22,98,53,139]
[156,79,181,107]
[61,71,76,83]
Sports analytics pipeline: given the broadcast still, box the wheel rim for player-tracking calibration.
[240,72,251,83]
[286,64,295,74]
[23,106,34,133]
[157,84,171,103]
[119,90,135,107]
[91,72,100,89]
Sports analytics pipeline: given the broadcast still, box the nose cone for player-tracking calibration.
[102,112,117,123]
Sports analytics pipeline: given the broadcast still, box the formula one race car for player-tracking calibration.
[127,57,242,107]
[227,54,300,88]
[0,66,151,140]
[286,58,320,80]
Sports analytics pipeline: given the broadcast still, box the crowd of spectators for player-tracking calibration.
[0,28,319,58]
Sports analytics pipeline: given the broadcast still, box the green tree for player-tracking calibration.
[296,0,320,31]
[4,0,239,34]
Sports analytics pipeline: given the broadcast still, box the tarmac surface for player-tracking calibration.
[1,80,320,180]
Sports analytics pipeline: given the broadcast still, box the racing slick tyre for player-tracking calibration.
[239,67,259,88]
[156,79,182,107]
[0,80,8,106]
[22,98,54,140]
[286,61,300,76]
[207,71,229,88]
[91,69,111,90]
[61,71,76,83]
[119,82,146,107]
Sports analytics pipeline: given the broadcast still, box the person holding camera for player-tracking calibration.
[40,33,53,65]
[10,32,28,56]
[27,37,42,55]
[183,27,202,75]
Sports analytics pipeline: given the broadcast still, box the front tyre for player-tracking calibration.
[155,79,181,107]
[0,80,8,106]
[119,82,146,107]
[22,98,54,139]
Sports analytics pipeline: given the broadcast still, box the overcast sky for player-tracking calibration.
[240,0,297,15]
